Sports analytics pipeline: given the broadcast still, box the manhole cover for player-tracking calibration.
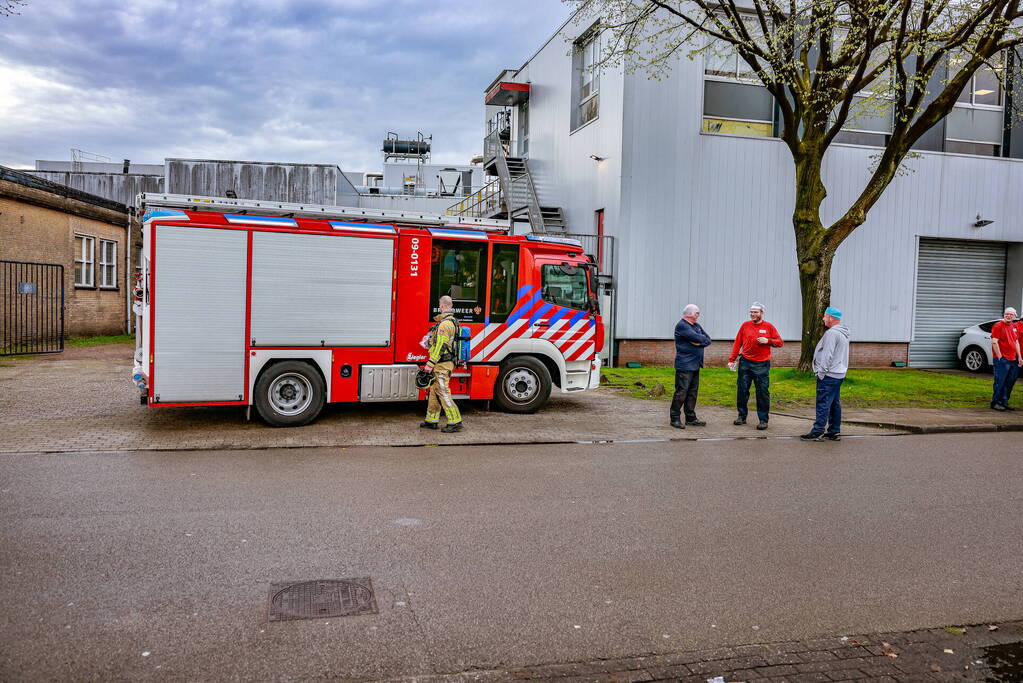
[268,578,378,622]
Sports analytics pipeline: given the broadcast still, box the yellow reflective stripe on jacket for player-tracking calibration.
[429,319,457,363]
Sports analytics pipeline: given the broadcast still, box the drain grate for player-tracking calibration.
[268,578,378,622]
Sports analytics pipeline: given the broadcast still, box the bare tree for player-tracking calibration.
[569,0,1023,370]
[1,0,28,17]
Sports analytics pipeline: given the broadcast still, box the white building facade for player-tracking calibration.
[485,11,1023,368]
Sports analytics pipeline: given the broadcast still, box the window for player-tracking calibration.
[834,95,893,147]
[99,239,117,288]
[702,36,774,137]
[518,100,530,157]
[955,56,1004,107]
[74,235,94,287]
[430,239,487,323]
[541,264,590,310]
[572,28,600,129]
[488,244,520,322]
[946,53,1004,156]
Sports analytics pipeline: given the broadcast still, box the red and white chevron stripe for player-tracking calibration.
[468,287,597,363]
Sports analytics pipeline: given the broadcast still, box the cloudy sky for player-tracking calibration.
[0,0,572,172]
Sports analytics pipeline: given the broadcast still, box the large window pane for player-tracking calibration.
[430,239,487,323]
[946,107,1003,144]
[945,140,1000,156]
[573,29,600,129]
[845,95,893,133]
[580,94,599,126]
[703,80,773,123]
[704,39,736,77]
[489,244,519,321]
[702,118,772,136]
[542,264,589,310]
[973,65,1002,106]
[833,131,887,146]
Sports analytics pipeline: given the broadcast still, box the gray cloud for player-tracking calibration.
[0,0,571,171]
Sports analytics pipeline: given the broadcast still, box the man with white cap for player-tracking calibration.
[800,306,850,441]
[728,301,783,429]
[990,307,1021,411]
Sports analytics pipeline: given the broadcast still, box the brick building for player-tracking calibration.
[1,166,130,342]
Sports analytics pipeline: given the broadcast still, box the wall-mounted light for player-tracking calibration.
[974,214,994,228]
[589,154,605,162]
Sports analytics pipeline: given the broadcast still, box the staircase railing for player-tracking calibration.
[497,157,546,232]
[445,178,502,218]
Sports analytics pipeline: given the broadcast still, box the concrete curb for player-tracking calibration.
[772,411,1023,435]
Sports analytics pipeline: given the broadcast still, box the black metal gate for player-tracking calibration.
[1,260,65,356]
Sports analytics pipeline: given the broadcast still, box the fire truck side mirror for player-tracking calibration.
[587,296,599,314]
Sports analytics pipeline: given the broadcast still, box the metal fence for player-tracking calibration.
[1,260,65,356]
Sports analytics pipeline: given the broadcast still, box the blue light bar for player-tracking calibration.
[224,214,299,227]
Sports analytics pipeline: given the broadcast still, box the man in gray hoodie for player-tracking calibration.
[800,306,850,442]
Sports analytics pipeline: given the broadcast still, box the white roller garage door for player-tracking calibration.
[910,238,1006,367]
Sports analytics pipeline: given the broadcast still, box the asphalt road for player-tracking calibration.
[1,432,1022,681]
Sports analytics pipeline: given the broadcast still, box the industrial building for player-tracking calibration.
[455,10,1023,368]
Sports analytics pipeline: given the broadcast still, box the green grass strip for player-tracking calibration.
[64,334,134,348]
[602,367,996,409]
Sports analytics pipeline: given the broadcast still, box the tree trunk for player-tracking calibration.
[796,244,834,371]
[791,142,831,372]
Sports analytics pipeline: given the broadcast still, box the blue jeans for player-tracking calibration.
[737,358,771,422]
[811,376,844,436]
[992,357,1021,406]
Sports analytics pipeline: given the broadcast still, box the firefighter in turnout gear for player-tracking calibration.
[420,295,464,433]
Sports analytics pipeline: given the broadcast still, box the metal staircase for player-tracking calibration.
[446,111,566,233]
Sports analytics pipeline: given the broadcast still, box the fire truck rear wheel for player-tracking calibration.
[254,360,326,427]
[494,356,551,414]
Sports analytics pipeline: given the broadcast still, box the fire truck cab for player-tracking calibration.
[132,194,604,427]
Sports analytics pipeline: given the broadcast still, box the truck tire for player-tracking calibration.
[494,356,552,414]
[254,360,326,427]
[959,345,988,373]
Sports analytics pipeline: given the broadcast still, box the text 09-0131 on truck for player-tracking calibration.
[131,194,604,427]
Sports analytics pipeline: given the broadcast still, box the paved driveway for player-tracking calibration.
[0,345,888,453]
[2,434,1021,680]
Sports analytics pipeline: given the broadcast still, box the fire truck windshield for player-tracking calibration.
[541,263,591,311]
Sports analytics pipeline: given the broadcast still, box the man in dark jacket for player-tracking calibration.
[671,303,712,429]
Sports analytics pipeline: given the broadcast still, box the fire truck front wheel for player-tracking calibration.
[494,356,552,414]
[254,361,326,427]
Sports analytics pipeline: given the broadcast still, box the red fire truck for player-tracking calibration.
[132,194,604,426]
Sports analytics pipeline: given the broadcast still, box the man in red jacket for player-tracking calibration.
[727,302,784,429]
[990,306,1021,411]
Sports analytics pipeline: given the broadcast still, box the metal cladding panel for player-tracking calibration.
[154,226,247,402]
[250,231,394,346]
[359,365,418,401]
[26,171,164,206]
[165,159,337,204]
[910,238,1007,367]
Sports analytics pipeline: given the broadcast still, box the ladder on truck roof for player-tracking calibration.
[137,193,512,232]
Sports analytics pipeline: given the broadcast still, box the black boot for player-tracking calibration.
[670,419,685,429]
[420,421,438,430]
[441,422,463,433]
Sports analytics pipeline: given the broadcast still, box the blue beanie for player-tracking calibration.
[825,306,843,320]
